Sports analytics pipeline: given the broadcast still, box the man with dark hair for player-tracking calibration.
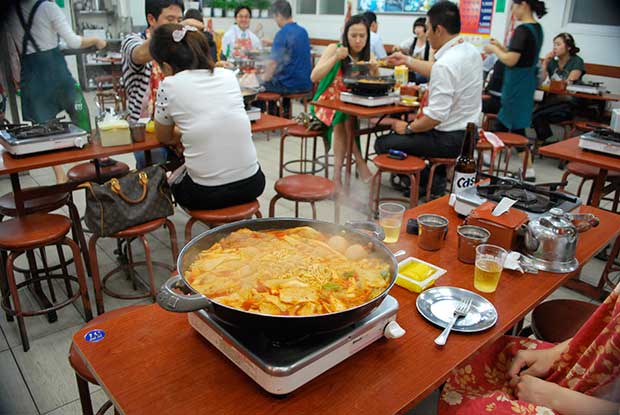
[362,11,387,59]
[121,0,203,167]
[380,1,483,196]
[260,0,311,116]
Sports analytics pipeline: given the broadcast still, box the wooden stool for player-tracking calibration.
[280,91,311,119]
[280,124,329,178]
[476,140,497,176]
[256,92,282,116]
[495,132,531,180]
[574,120,609,132]
[89,218,178,315]
[369,155,426,218]
[560,162,620,211]
[67,160,130,184]
[426,158,457,201]
[269,174,339,222]
[184,200,262,244]
[69,305,145,415]
[531,299,598,343]
[0,213,92,351]
[481,113,497,131]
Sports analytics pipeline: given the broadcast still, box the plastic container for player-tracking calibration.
[396,257,447,293]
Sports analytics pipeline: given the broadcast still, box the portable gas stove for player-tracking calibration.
[246,106,262,122]
[0,119,89,156]
[454,174,581,219]
[188,295,404,396]
[340,91,399,107]
[579,129,620,157]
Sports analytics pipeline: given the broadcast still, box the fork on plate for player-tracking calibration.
[434,298,473,346]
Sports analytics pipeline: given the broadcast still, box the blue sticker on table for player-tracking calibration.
[84,329,105,343]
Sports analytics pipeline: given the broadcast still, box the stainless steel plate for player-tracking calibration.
[416,287,498,332]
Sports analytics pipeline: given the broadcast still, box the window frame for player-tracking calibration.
[563,0,620,37]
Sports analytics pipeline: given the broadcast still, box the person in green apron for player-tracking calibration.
[11,0,106,182]
[483,0,547,181]
[309,14,377,186]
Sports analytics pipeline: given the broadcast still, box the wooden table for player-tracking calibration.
[311,99,415,189]
[538,86,620,102]
[251,113,297,133]
[72,196,620,415]
[539,137,620,207]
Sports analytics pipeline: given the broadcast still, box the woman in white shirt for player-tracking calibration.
[150,24,265,210]
[396,17,433,83]
[221,6,262,59]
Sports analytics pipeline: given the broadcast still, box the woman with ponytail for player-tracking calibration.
[532,32,586,143]
[483,0,546,181]
[149,24,265,211]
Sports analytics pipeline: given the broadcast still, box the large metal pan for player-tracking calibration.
[157,218,398,338]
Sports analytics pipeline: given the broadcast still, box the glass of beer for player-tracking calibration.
[378,203,405,244]
[474,244,507,293]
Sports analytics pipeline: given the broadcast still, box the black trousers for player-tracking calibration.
[172,167,266,211]
[532,101,574,141]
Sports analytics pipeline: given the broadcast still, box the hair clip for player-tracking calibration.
[172,25,198,43]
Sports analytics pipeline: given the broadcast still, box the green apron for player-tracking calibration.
[17,0,77,123]
[498,24,543,131]
[310,60,349,148]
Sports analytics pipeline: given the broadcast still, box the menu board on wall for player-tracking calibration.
[358,0,440,14]
[460,0,495,35]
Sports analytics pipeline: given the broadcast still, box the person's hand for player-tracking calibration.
[515,375,558,407]
[386,51,410,67]
[393,120,409,135]
[508,348,561,386]
[489,38,503,48]
[346,1,352,13]
[95,38,107,50]
[262,38,273,47]
[483,43,496,55]
[335,46,349,61]
[545,51,555,61]
[181,18,204,30]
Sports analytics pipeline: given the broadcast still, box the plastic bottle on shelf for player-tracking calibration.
[73,83,92,134]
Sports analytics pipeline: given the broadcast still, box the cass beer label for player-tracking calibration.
[453,172,476,194]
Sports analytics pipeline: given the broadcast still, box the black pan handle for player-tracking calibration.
[156,274,211,313]
[345,220,385,241]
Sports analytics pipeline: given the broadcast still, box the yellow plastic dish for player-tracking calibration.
[396,257,446,293]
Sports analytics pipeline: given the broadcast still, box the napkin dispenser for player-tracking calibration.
[464,201,528,251]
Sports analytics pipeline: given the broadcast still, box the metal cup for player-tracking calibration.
[417,214,449,251]
[129,122,146,143]
[457,225,491,264]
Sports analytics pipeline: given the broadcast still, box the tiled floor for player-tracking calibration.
[0,100,616,414]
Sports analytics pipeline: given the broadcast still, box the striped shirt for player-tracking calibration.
[121,33,151,122]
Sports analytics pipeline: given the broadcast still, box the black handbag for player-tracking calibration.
[84,165,174,236]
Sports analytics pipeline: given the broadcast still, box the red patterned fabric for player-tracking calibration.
[439,288,620,414]
[313,68,346,127]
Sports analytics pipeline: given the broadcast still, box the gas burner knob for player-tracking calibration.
[384,321,406,339]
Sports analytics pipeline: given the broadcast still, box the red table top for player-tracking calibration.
[73,197,620,415]
[311,99,416,118]
[251,113,297,133]
[539,137,620,172]
[538,87,620,102]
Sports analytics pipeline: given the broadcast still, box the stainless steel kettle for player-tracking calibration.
[523,208,599,273]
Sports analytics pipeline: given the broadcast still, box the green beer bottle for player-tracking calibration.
[73,82,92,134]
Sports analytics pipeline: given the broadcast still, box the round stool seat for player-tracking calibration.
[275,175,336,201]
[574,120,609,132]
[567,162,620,179]
[373,154,426,173]
[67,161,130,183]
[69,305,146,384]
[287,124,324,137]
[185,200,261,224]
[428,157,457,165]
[0,213,71,250]
[111,218,168,239]
[531,299,598,343]
[0,191,70,217]
[283,91,310,99]
[495,132,529,146]
[256,92,282,101]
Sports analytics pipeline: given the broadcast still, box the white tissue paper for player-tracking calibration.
[503,251,538,274]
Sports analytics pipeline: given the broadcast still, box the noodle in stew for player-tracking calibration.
[185,227,391,316]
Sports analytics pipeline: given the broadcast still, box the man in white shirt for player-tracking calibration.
[377,1,483,194]
[362,11,387,59]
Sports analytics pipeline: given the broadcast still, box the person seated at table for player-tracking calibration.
[483,0,546,181]
[482,58,505,116]
[532,32,585,144]
[377,1,483,196]
[259,0,312,117]
[222,6,262,60]
[362,11,387,60]
[150,24,265,210]
[438,283,620,415]
[184,8,219,64]
[394,17,433,84]
[310,14,376,185]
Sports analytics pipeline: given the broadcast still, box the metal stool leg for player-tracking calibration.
[6,251,30,351]
[138,235,156,301]
[88,235,105,315]
[63,237,92,321]
[76,373,94,415]
[56,245,73,297]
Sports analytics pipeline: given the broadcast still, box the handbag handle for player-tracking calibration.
[110,171,149,204]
